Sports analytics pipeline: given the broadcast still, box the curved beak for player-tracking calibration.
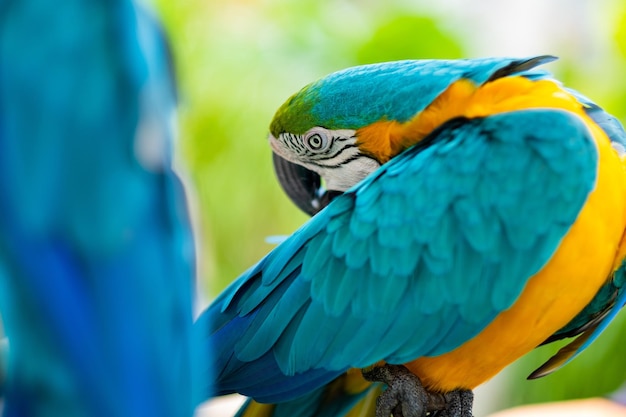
[272,153,340,216]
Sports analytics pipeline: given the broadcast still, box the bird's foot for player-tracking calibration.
[439,389,473,417]
[362,364,445,417]
[362,365,473,417]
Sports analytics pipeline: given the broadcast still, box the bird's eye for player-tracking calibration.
[303,129,330,153]
[307,134,324,150]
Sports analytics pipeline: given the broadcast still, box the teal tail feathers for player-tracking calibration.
[234,373,381,417]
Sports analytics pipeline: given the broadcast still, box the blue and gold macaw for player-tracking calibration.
[198,56,626,417]
[0,1,202,416]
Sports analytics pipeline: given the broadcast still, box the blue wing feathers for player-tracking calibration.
[368,238,392,275]
[423,217,455,274]
[415,268,449,315]
[334,321,390,368]
[238,276,309,361]
[311,256,342,302]
[389,242,421,276]
[453,198,497,253]
[446,236,481,296]
[381,219,413,247]
[329,266,366,314]
[207,299,342,401]
[344,237,370,270]
[376,270,408,310]
[263,243,305,285]
[391,316,446,361]
[302,235,333,274]
[348,215,377,239]
[331,226,353,257]
[235,253,307,316]
[379,192,407,227]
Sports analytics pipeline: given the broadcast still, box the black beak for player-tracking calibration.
[272,153,340,216]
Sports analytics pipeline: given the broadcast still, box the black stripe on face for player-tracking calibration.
[286,133,305,152]
[333,135,354,142]
[307,143,359,162]
[306,152,377,170]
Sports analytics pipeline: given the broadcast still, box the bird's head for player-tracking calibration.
[268,61,443,215]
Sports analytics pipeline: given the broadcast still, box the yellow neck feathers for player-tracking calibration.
[355,76,588,163]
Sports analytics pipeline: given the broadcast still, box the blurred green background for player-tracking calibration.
[152,0,626,414]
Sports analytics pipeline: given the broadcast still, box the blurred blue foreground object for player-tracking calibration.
[0,1,202,416]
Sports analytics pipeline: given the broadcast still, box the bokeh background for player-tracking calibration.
[151,0,626,414]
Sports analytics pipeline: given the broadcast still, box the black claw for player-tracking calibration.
[362,365,473,417]
[441,390,474,417]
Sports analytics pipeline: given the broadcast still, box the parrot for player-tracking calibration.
[197,55,626,417]
[0,0,203,416]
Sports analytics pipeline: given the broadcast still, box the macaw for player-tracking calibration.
[197,56,626,417]
[0,1,202,416]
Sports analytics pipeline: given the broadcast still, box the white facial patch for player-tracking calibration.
[323,157,381,191]
[271,127,382,192]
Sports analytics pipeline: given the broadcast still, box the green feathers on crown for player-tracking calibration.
[270,84,319,136]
